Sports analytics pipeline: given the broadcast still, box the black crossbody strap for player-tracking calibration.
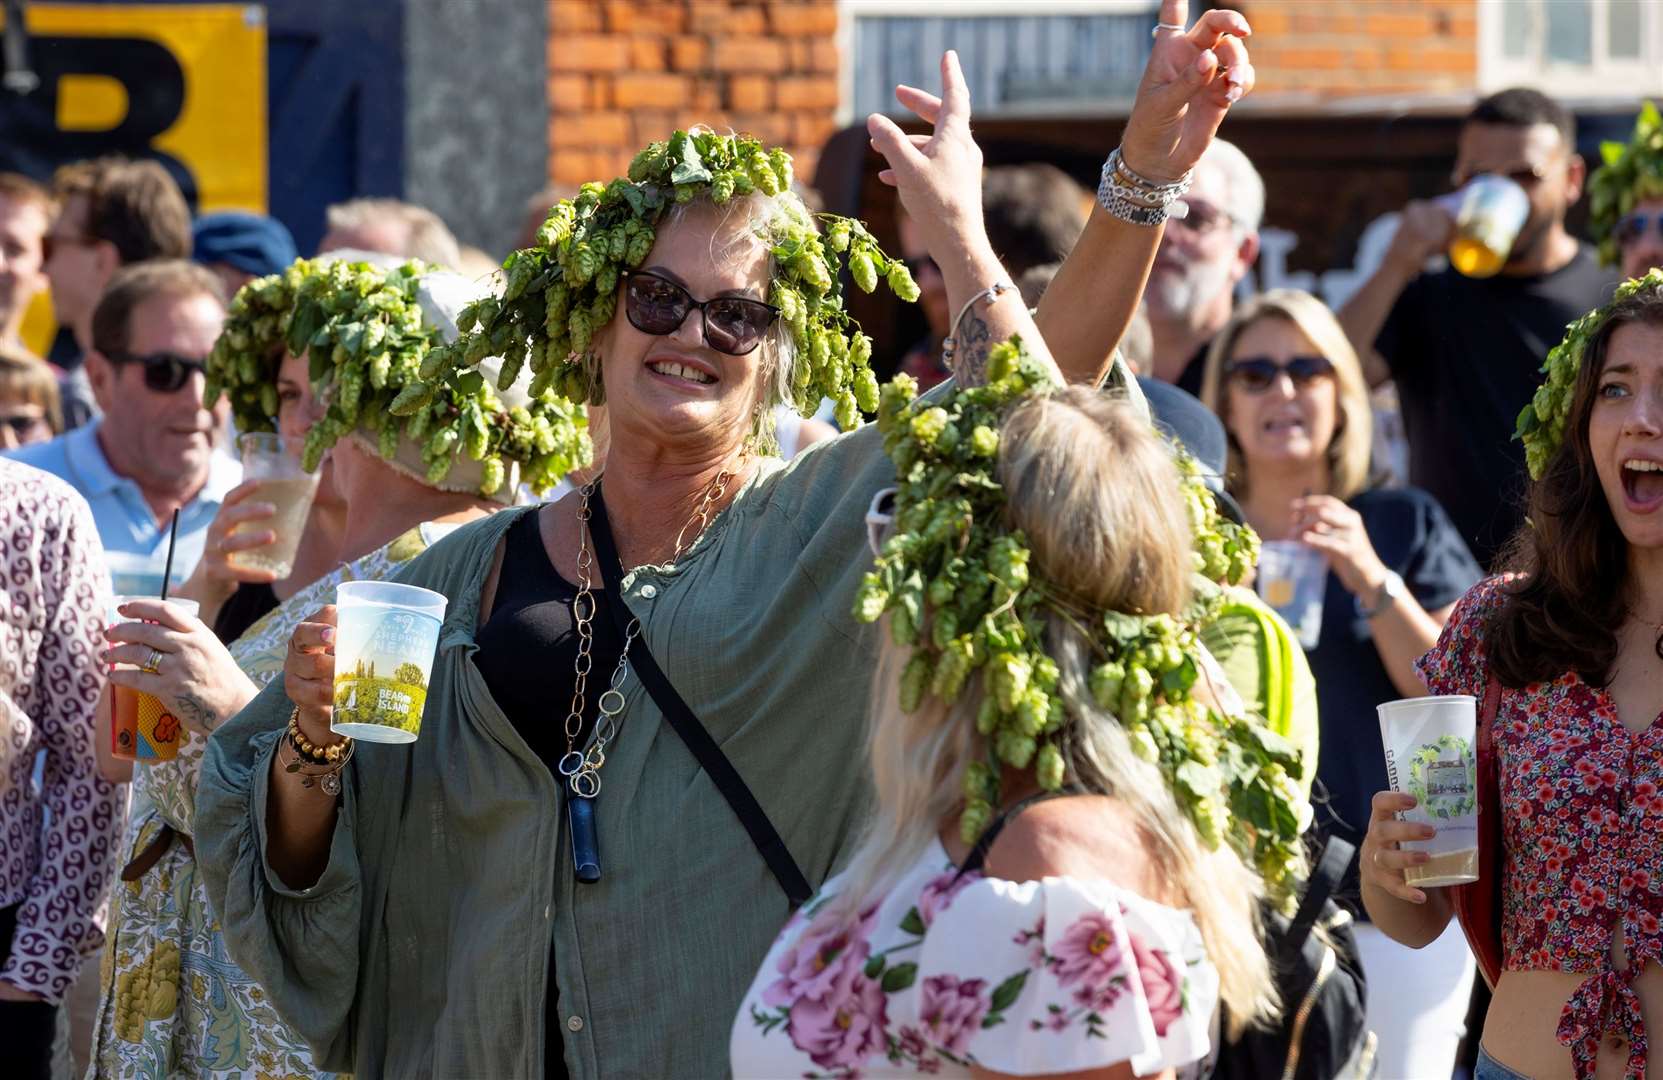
[587,488,813,908]
[1281,836,1355,961]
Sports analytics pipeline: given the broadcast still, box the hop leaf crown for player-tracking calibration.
[851,337,1304,903]
[1517,267,1663,481]
[431,129,918,442]
[206,257,592,498]
[1589,101,1663,268]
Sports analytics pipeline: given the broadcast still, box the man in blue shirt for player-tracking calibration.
[9,260,238,595]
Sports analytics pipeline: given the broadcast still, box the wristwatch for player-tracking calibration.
[1358,570,1405,619]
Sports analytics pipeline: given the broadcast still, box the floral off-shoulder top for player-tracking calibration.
[730,838,1216,1078]
[1417,575,1663,1080]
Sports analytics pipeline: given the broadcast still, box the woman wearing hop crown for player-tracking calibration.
[197,5,1258,1076]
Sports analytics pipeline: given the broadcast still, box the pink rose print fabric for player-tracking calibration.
[732,838,1217,1078]
[0,461,121,1002]
[1417,576,1663,1080]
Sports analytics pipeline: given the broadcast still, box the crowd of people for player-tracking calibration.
[4,2,1663,1077]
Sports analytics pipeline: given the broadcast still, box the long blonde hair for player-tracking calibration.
[838,386,1277,1031]
[1198,288,1374,501]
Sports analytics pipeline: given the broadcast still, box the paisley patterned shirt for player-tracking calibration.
[1418,576,1663,1080]
[88,524,446,1078]
[0,459,122,1002]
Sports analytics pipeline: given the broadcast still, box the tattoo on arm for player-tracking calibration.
[175,690,223,735]
[951,312,993,385]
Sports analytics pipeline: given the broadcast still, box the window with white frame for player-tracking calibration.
[837,0,1160,124]
[1479,0,1663,97]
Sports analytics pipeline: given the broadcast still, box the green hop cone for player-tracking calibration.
[886,261,920,302]
[1035,743,1065,791]
[853,367,880,414]
[480,457,506,497]
[853,573,889,623]
[995,729,1037,770]
[849,249,878,294]
[899,654,931,713]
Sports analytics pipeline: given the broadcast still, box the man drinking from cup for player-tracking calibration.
[1338,88,1615,571]
[7,261,240,594]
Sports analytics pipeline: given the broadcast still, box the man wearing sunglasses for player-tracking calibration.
[8,260,238,595]
[1338,88,1615,570]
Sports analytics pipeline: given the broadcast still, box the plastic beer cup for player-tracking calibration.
[330,580,447,743]
[1377,695,1481,888]
[231,432,321,579]
[108,596,201,763]
[1255,540,1327,650]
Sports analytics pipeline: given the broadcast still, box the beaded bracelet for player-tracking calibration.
[287,705,351,764]
[277,735,355,795]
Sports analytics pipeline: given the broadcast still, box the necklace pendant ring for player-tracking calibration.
[570,770,601,799]
[557,750,586,777]
[597,688,627,716]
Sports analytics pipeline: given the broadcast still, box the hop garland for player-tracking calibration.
[1517,267,1663,480]
[428,130,916,439]
[1589,101,1663,268]
[206,257,591,497]
[852,338,1304,901]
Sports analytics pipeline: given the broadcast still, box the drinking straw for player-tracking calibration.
[159,508,181,602]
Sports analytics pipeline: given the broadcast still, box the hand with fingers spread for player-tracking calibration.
[283,606,339,744]
[102,599,259,737]
[865,50,990,280]
[1122,0,1255,183]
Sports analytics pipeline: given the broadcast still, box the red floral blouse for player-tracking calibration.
[1418,576,1663,1080]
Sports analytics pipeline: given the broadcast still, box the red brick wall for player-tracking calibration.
[1231,0,1479,97]
[547,0,840,187]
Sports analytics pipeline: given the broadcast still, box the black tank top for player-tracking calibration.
[472,507,627,1079]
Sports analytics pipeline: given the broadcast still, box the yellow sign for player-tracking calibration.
[0,4,267,354]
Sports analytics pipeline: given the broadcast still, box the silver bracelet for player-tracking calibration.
[1097,147,1192,226]
[942,281,1016,366]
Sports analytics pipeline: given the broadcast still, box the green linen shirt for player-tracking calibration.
[196,421,906,1079]
[195,365,1148,1079]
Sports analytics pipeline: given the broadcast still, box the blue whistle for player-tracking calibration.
[568,792,601,884]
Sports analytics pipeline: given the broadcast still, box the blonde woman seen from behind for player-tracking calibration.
[731,388,1274,1079]
[1199,288,1482,1078]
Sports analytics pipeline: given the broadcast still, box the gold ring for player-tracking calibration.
[140,648,165,675]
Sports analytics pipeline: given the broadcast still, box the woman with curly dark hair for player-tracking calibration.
[1361,271,1663,1080]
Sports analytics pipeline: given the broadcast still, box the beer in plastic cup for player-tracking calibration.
[230,432,321,579]
[1438,174,1529,279]
[330,580,447,744]
[1255,540,1327,650]
[1377,695,1480,888]
[108,596,201,763]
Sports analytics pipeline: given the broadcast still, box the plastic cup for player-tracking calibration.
[230,432,321,579]
[330,580,447,744]
[1377,695,1480,888]
[1255,540,1327,650]
[1438,174,1529,279]
[108,596,201,763]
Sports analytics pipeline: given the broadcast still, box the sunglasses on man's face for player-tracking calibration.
[107,350,209,394]
[1616,212,1663,246]
[1225,354,1335,393]
[903,254,939,279]
[619,270,779,357]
